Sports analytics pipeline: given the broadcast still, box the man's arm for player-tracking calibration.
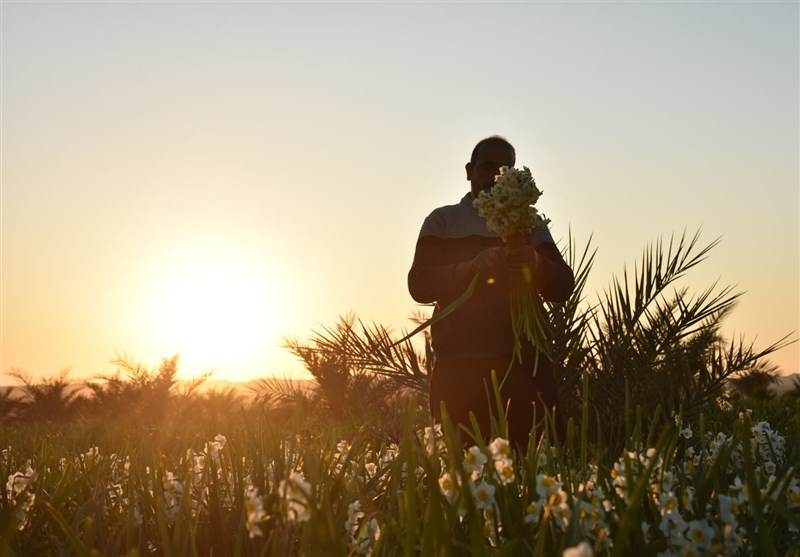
[532,243,575,302]
[408,212,505,303]
[408,236,464,304]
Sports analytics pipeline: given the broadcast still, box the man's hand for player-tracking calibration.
[506,245,540,274]
[452,247,505,285]
[469,246,507,274]
[453,246,539,285]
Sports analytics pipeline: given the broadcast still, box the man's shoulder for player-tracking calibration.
[530,227,556,247]
[419,194,491,240]
[426,194,472,220]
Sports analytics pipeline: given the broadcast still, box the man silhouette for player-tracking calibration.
[408,135,575,449]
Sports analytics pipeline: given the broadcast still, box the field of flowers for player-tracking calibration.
[3,232,798,555]
[2,390,798,556]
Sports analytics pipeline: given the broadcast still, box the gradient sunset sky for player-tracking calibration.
[2,1,798,384]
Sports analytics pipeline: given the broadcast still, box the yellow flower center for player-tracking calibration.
[690,529,705,542]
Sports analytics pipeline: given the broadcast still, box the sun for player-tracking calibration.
[149,250,281,381]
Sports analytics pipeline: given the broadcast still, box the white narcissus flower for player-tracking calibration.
[82,447,101,465]
[162,471,183,522]
[379,443,400,469]
[422,424,443,455]
[353,518,381,556]
[494,456,515,485]
[206,434,226,466]
[245,485,266,538]
[6,462,35,498]
[524,499,542,524]
[346,501,365,534]
[563,541,594,557]
[464,446,488,478]
[787,478,800,507]
[577,500,599,532]
[536,474,562,499]
[751,421,785,461]
[658,470,677,494]
[163,472,183,501]
[471,480,496,510]
[685,519,715,551]
[6,461,36,530]
[438,472,457,504]
[346,501,381,556]
[548,488,570,529]
[488,438,511,460]
[335,439,351,456]
[658,491,679,516]
[718,494,739,527]
[279,470,313,523]
[610,460,626,492]
[659,510,687,540]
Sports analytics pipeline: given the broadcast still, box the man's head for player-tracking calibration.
[466,135,516,197]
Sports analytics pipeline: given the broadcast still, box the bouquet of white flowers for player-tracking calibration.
[473,166,550,243]
[473,166,551,373]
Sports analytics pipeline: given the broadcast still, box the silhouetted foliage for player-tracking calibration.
[727,367,781,400]
[549,231,793,448]
[0,388,20,422]
[85,354,210,423]
[264,315,428,435]
[281,231,794,449]
[7,369,85,422]
[787,376,800,400]
[184,386,248,433]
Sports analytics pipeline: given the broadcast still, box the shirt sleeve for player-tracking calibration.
[529,228,575,303]
[407,211,467,304]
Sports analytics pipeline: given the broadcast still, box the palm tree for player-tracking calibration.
[0,387,21,422]
[8,369,84,422]
[245,314,431,435]
[785,376,800,400]
[727,366,781,400]
[87,354,209,422]
[549,231,792,446]
[281,316,414,421]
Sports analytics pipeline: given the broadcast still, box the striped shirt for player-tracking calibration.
[408,193,575,363]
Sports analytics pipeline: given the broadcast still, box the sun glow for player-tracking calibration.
[147,249,282,381]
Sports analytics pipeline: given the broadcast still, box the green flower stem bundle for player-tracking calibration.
[473,166,552,374]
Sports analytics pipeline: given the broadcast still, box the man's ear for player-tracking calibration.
[465,161,473,181]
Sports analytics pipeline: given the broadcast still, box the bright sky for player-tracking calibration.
[2,1,798,385]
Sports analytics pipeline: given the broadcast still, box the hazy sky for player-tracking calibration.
[2,1,798,384]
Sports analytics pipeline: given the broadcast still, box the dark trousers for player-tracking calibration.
[429,354,560,451]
